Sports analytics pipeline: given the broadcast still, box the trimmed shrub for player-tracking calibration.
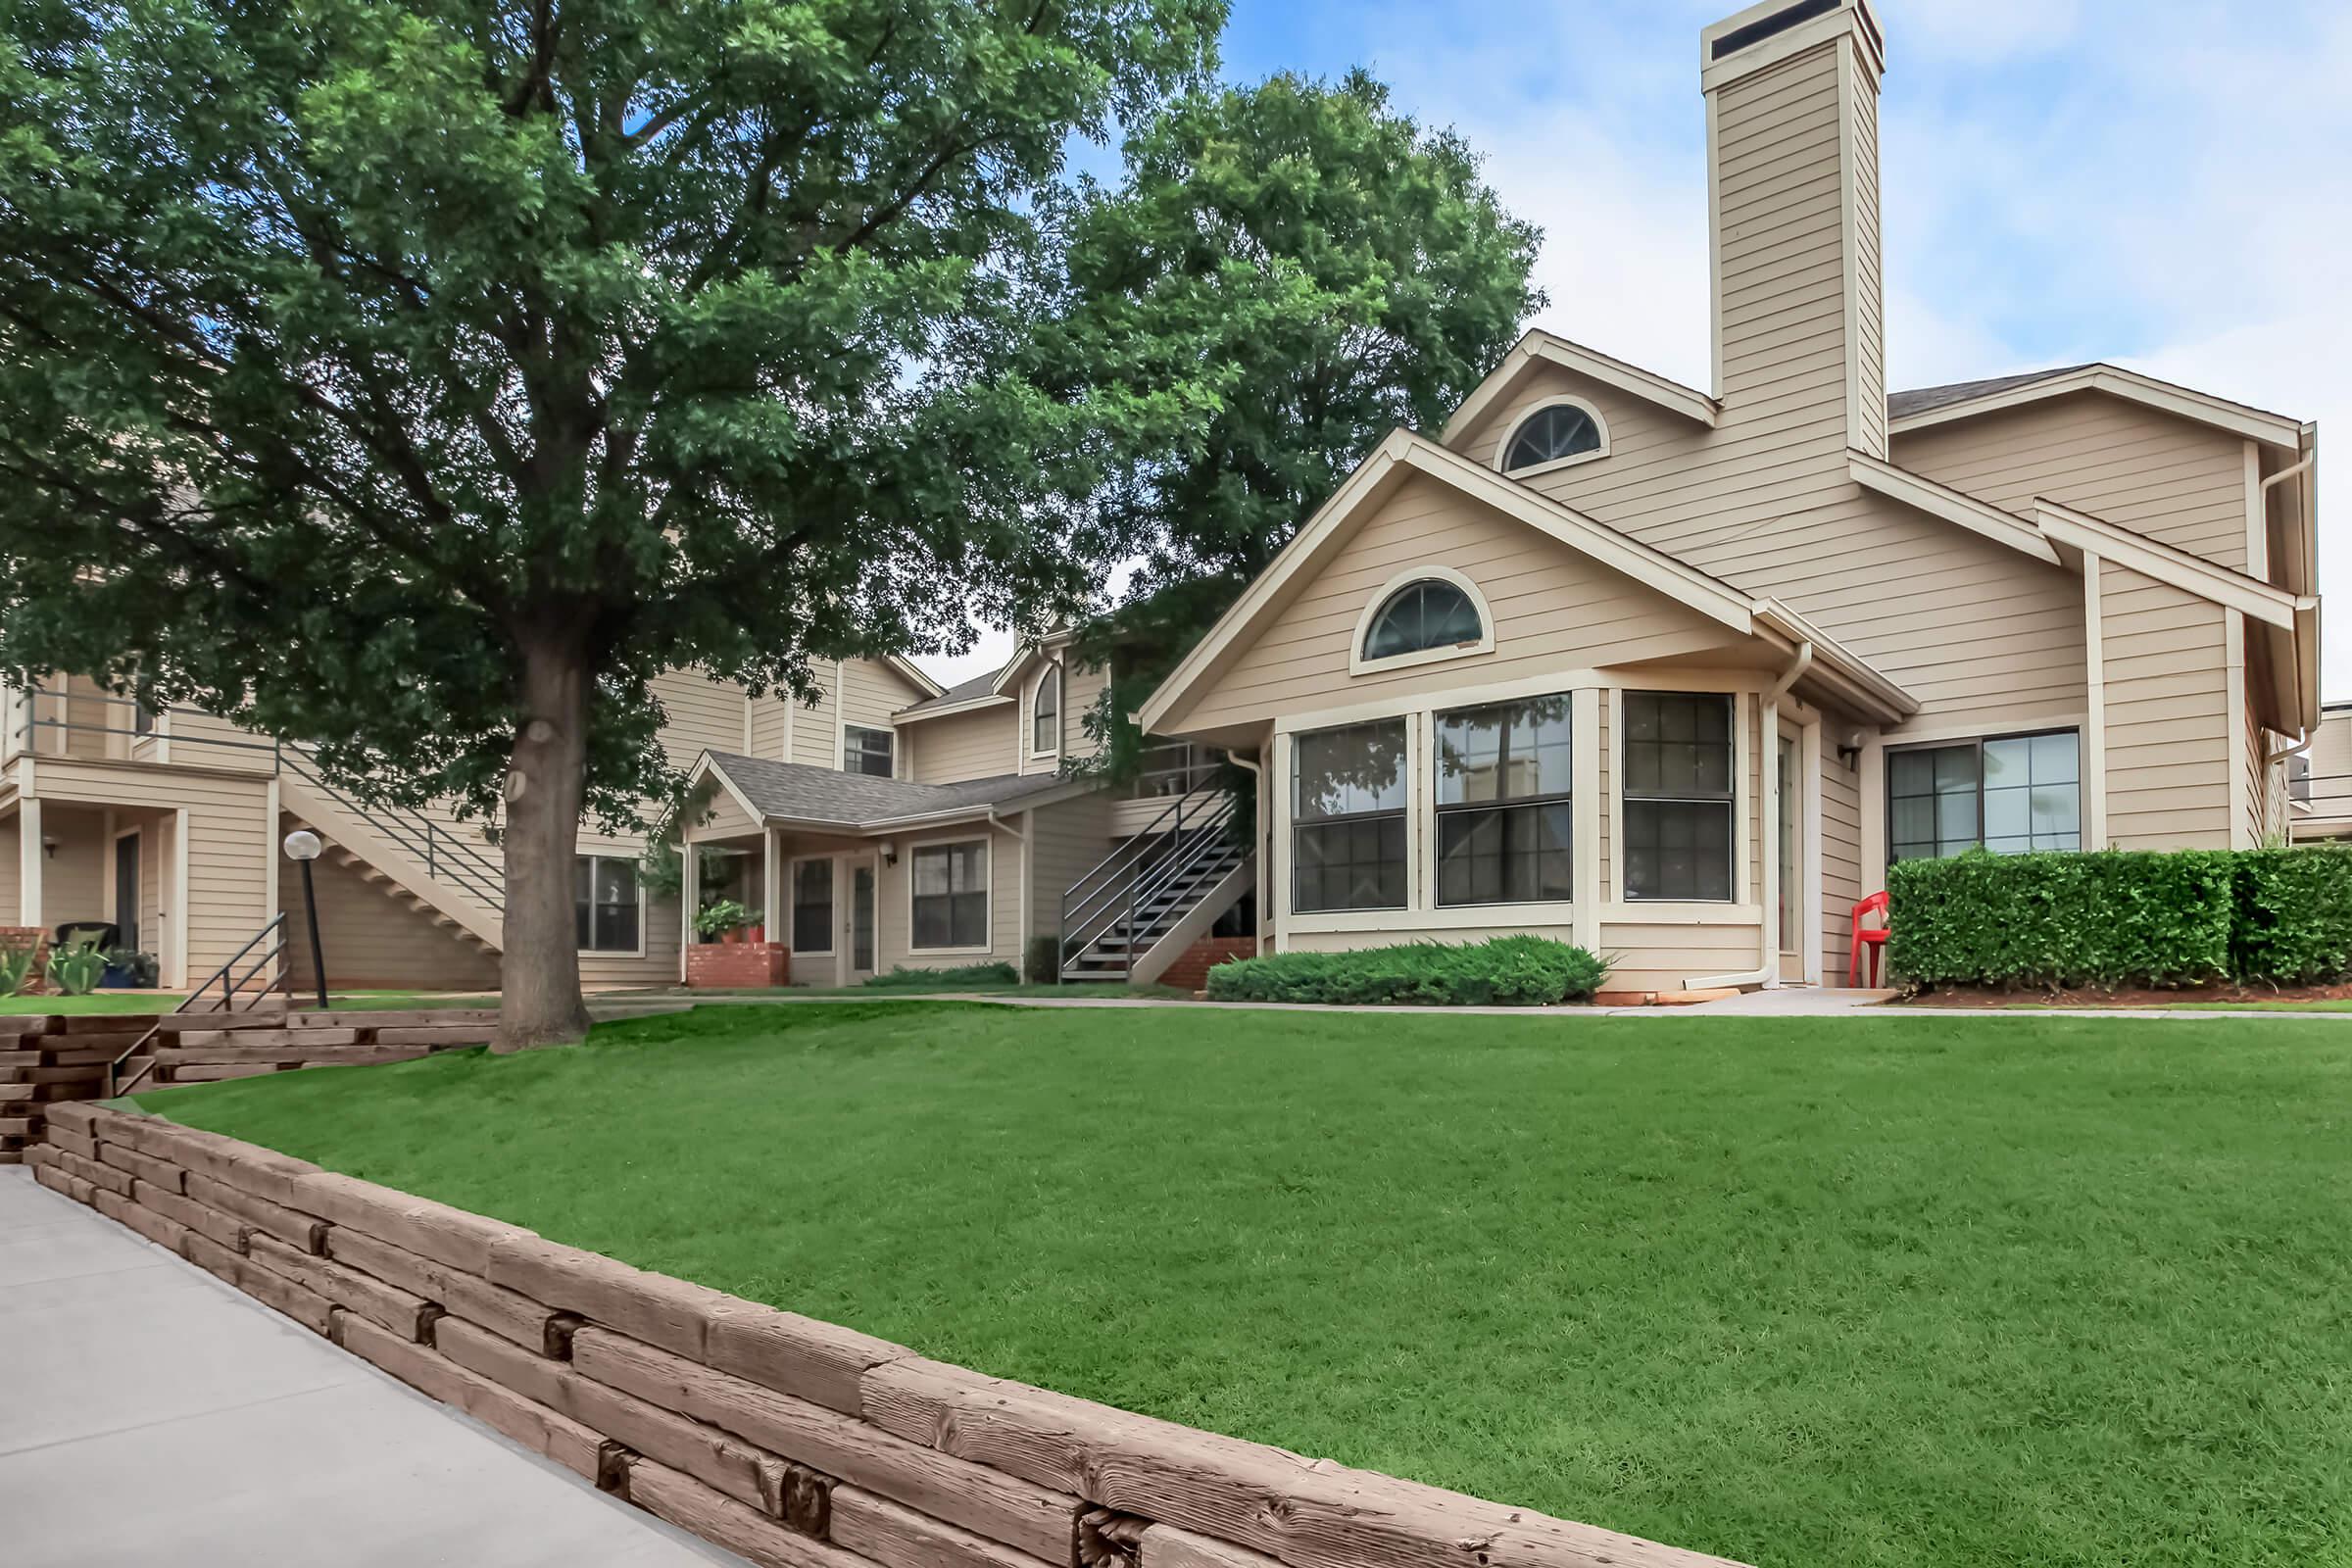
[863,961,1018,989]
[1022,934,1060,985]
[1203,936,1608,1006]
[1888,845,2352,991]
[2231,845,2352,984]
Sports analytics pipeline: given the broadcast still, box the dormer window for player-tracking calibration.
[1500,399,1606,474]
[1032,665,1060,755]
[1362,579,1484,662]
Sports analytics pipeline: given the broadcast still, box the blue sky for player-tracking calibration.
[926,0,2351,695]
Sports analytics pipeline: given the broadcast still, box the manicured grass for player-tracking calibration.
[622,982,1193,1001]
[327,991,501,1009]
[141,1005,2352,1567]
[0,993,185,1013]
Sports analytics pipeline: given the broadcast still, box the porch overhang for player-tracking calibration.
[681,752,1083,843]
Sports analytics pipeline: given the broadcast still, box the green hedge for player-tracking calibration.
[1887,845,2352,991]
[1203,935,1608,1006]
[864,961,1017,989]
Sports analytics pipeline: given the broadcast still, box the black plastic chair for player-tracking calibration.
[52,920,120,952]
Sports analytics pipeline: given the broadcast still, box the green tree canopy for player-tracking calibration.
[1051,69,1543,736]
[0,0,1222,1045]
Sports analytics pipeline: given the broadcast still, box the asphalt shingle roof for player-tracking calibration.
[704,752,1067,828]
[1886,365,2093,420]
[893,670,1007,717]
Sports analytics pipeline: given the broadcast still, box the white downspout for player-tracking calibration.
[1229,750,1266,956]
[1688,642,1813,993]
[2266,728,2316,842]
[987,804,1031,969]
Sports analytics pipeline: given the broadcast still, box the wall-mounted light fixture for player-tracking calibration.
[41,836,59,859]
[877,839,898,866]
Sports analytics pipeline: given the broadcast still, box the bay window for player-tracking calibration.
[1293,719,1407,912]
[1889,729,2080,860]
[1622,691,1736,902]
[1433,695,1573,906]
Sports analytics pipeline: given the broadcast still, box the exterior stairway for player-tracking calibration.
[276,749,504,956]
[1059,783,1251,985]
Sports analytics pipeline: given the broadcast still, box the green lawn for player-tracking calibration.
[650,981,1192,1001]
[139,1004,2352,1568]
[0,993,187,1013]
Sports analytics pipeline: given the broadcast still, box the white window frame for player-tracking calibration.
[1348,564,1497,677]
[787,854,838,957]
[575,852,646,958]
[843,723,896,779]
[1030,664,1061,759]
[1494,395,1610,478]
[1617,688,1741,906]
[906,835,993,955]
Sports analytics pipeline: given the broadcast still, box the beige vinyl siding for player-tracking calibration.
[651,668,745,771]
[692,785,760,841]
[907,705,1016,784]
[2296,710,2352,838]
[1894,393,2252,569]
[279,845,500,992]
[1846,48,1886,459]
[841,660,922,777]
[1027,791,1115,944]
[1821,744,1863,977]
[789,674,839,768]
[1182,474,1734,731]
[576,822,682,986]
[749,692,791,760]
[1597,922,1761,994]
[1064,659,1109,763]
[2098,562,2233,849]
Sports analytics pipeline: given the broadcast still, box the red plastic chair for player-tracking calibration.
[1848,892,1891,987]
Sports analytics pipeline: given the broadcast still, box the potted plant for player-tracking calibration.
[46,939,109,997]
[693,899,758,945]
[102,949,161,989]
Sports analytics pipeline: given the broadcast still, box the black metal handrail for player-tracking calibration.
[106,912,288,1098]
[1058,786,1240,980]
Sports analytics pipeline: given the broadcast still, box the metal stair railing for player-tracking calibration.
[1057,782,1224,975]
[106,912,289,1098]
[1060,787,1239,981]
[276,744,506,915]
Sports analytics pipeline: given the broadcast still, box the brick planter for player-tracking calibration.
[686,941,788,990]
[0,925,51,996]
[34,1104,1748,1568]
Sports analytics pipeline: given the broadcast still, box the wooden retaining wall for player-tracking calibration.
[0,1008,499,1162]
[28,1105,1749,1568]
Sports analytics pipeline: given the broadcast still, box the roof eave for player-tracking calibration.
[1888,365,2304,448]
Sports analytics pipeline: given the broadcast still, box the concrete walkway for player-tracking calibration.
[0,1168,741,1568]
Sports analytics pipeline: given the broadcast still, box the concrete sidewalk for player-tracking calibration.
[0,1168,741,1568]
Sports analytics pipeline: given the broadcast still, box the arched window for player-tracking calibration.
[1501,401,1603,472]
[1362,579,1484,662]
[1032,664,1060,754]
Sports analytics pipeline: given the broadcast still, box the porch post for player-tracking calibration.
[678,840,697,985]
[18,794,41,934]
[168,807,190,989]
[1760,698,1782,988]
[762,827,781,944]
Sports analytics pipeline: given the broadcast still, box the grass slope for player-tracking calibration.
[142,1004,2352,1568]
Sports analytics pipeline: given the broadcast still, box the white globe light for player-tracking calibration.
[283,828,323,861]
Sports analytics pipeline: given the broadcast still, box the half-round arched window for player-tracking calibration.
[1500,400,1604,472]
[1031,664,1060,754]
[1362,578,1485,662]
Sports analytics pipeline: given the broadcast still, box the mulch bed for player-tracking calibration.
[1904,981,2352,1008]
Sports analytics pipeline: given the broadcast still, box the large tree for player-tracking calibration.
[1048,69,1543,736]
[0,0,1221,1047]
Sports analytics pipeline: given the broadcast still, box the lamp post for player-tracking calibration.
[283,829,328,1010]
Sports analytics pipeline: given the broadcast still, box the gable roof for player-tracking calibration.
[1848,451,2062,565]
[1140,428,1913,735]
[880,656,946,700]
[688,752,1073,834]
[1886,362,2305,447]
[893,669,1007,721]
[1441,329,1720,451]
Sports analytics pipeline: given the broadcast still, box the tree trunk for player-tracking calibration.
[494,621,596,1052]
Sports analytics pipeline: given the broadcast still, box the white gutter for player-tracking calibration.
[1688,641,1814,993]
[1229,750,1267,955]
[987,803,1032,971]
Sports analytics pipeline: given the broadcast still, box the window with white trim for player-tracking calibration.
[1032,666,1060,754]
[1888,730,2081,860]
[845,724,894,777]
[1293,719,1407,912]
[1622,691,1736,902]
[791,859,834,953]
[1501,402,1602,472]
[574,855,641,953]
[1434,695,1573,906]
[1361,580,1484,663]
[910,840,988,949]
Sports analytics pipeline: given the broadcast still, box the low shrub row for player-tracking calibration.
[862,961,1018,989]
[1203,935,1608,1006]
[1887,845,2352,991]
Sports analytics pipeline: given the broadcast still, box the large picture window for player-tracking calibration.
[791,858,835,954]
[1622,691,1736,902]
[911,840,989,950]
[1434,695,1573,906]
[574,855,641,953]
[1293,720,1408,912]
[1889,730,2081,860]
[845,725,895,778]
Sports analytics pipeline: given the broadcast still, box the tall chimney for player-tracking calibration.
[1700,0,1887,458]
